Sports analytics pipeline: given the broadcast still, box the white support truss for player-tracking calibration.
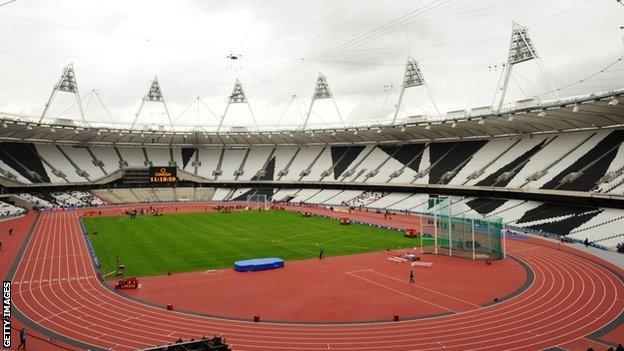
[496,22,559,113]
[393,57,439,123]
[303,73,343,130]
[39,63,86,124]
[217,79,258,132]
[131,76,173,130]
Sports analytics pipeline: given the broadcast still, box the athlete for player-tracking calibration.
[18,328,26,350]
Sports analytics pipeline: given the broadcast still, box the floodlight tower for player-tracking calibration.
[496,22,559,113]
[392,57,439,123]
[131,76,173,130]
[40,63,86,124]
[217,79,257,132]
[302,73,343,130]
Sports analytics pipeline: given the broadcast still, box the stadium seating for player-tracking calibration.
[290,188,322,203]
[48,191,104,207]
[3,131,624,195]
[303,189,342,204]
[3,129,624,248]
[239,147,273,180]
[323,190,362,206]
[271,188,300,202]
[17,193,55,208]
[0,199,27,218]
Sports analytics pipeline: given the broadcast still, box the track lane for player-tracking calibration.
[11,210,624,351]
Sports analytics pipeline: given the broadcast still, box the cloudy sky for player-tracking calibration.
[0,0,622,129]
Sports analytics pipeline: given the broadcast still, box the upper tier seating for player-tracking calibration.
[2,130,624,200]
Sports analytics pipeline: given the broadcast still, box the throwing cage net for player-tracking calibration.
[247,194,268,210]
[420,196,505,260]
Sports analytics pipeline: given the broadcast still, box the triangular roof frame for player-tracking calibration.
[303,72,343,130]
[217,78,257,131]
[131,76,172,130]
[495,22,559,112]
[392,57,439,123]
[39,63,86,125]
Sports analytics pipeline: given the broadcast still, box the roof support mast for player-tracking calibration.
[131,76,173,130]
[496,22,559,113]
[217,79,257,132]
[39,63,86,125]
[302,73,343,131]
[392,57,438,123]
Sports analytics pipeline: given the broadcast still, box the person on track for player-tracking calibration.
[8,227,13,236]
[318,248,324,260]
[409,270,415,284]
[18,328,26,350]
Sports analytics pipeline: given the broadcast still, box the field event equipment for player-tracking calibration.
[420,196,505,260]
[234,258,285,272]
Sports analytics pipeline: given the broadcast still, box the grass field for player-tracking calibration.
[83,210,423,277]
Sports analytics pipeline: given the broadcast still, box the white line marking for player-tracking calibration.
[368,270,482,308]
[507,246,544,254]
[343,268,373,274]
[345,272,457,313]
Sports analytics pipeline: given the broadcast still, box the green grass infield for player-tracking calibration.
[83,210,426,277]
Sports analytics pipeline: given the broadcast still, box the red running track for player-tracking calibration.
[9,210,624,351]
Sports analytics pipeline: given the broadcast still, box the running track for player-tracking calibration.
[9,210,624,351]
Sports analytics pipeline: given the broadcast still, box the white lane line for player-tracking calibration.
[343,268,373,274]
[36,306,83,323]
[367,270,482,308]
[345,272,457,313]
[507,246,544,254]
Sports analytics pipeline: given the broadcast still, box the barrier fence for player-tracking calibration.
[420,196,505,260]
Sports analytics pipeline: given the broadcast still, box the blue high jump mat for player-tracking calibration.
[234,258,285,272]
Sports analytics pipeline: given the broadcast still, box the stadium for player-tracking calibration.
[0,1,623,350]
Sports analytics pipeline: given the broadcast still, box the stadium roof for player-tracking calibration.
[0,88,622,146]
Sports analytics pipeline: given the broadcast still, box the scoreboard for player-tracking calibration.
[149,166,178,183]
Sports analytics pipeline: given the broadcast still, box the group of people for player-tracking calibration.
[124,206,166,218]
